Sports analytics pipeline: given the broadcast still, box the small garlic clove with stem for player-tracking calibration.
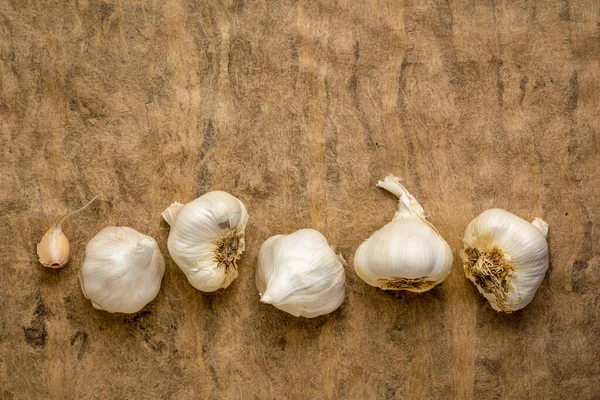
[37,195,99,269]
[37,223,71,268]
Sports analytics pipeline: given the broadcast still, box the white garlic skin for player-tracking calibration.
[461,209,549,312]
[354,175,453,292]
[163,191,248,292]
[79,227,165,314]
[256,229,346,318]
[354,218,453,291]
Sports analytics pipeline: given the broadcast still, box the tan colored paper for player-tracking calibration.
[1,0,598,398]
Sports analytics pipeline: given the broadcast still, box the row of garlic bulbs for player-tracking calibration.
[38,174,549,315]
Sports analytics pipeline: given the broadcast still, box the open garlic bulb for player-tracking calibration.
[354,174,453,292]
[256,229,346,318]
[162,191,248,292]
[460,209,549,312]
[79,226,165,313]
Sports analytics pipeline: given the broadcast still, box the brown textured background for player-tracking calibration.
[1,0,599,398]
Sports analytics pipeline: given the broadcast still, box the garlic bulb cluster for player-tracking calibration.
[163,191,249,292]
[256,229,346,318]
[460,209,549,312]
[354,175,453,292]
[79,226,165,313]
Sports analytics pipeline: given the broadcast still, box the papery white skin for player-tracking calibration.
[462,209,549,312]
[256,229,346,318]
[79,226,165,314]
[163,191,249,292]
[354,174,453,292]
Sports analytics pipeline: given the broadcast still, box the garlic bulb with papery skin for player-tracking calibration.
[79,226,165,313]
[256,229,346,318]
[460,209,549,313]
[162,191,248,292]
[354,174,453,292]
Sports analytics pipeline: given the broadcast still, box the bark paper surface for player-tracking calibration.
[1,0,599,398]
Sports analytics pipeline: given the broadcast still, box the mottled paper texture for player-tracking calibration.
[1,0,599,398]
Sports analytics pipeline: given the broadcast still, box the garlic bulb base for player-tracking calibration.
[462,246,515,311]
[214,228,245,289]
[215,230,244,266]
[378,277,439,292]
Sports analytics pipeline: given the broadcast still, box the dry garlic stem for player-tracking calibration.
[37,195,99,268]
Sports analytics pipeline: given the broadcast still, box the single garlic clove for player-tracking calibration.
[37,224,71,268]
[36,195,99,269]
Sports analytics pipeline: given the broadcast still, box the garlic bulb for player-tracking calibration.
[256,229,346,318]
[37,195,98,268]
[162,191,248,292]
[460,209,549,312]
[354,174,453,292]
[79,226,165,313]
